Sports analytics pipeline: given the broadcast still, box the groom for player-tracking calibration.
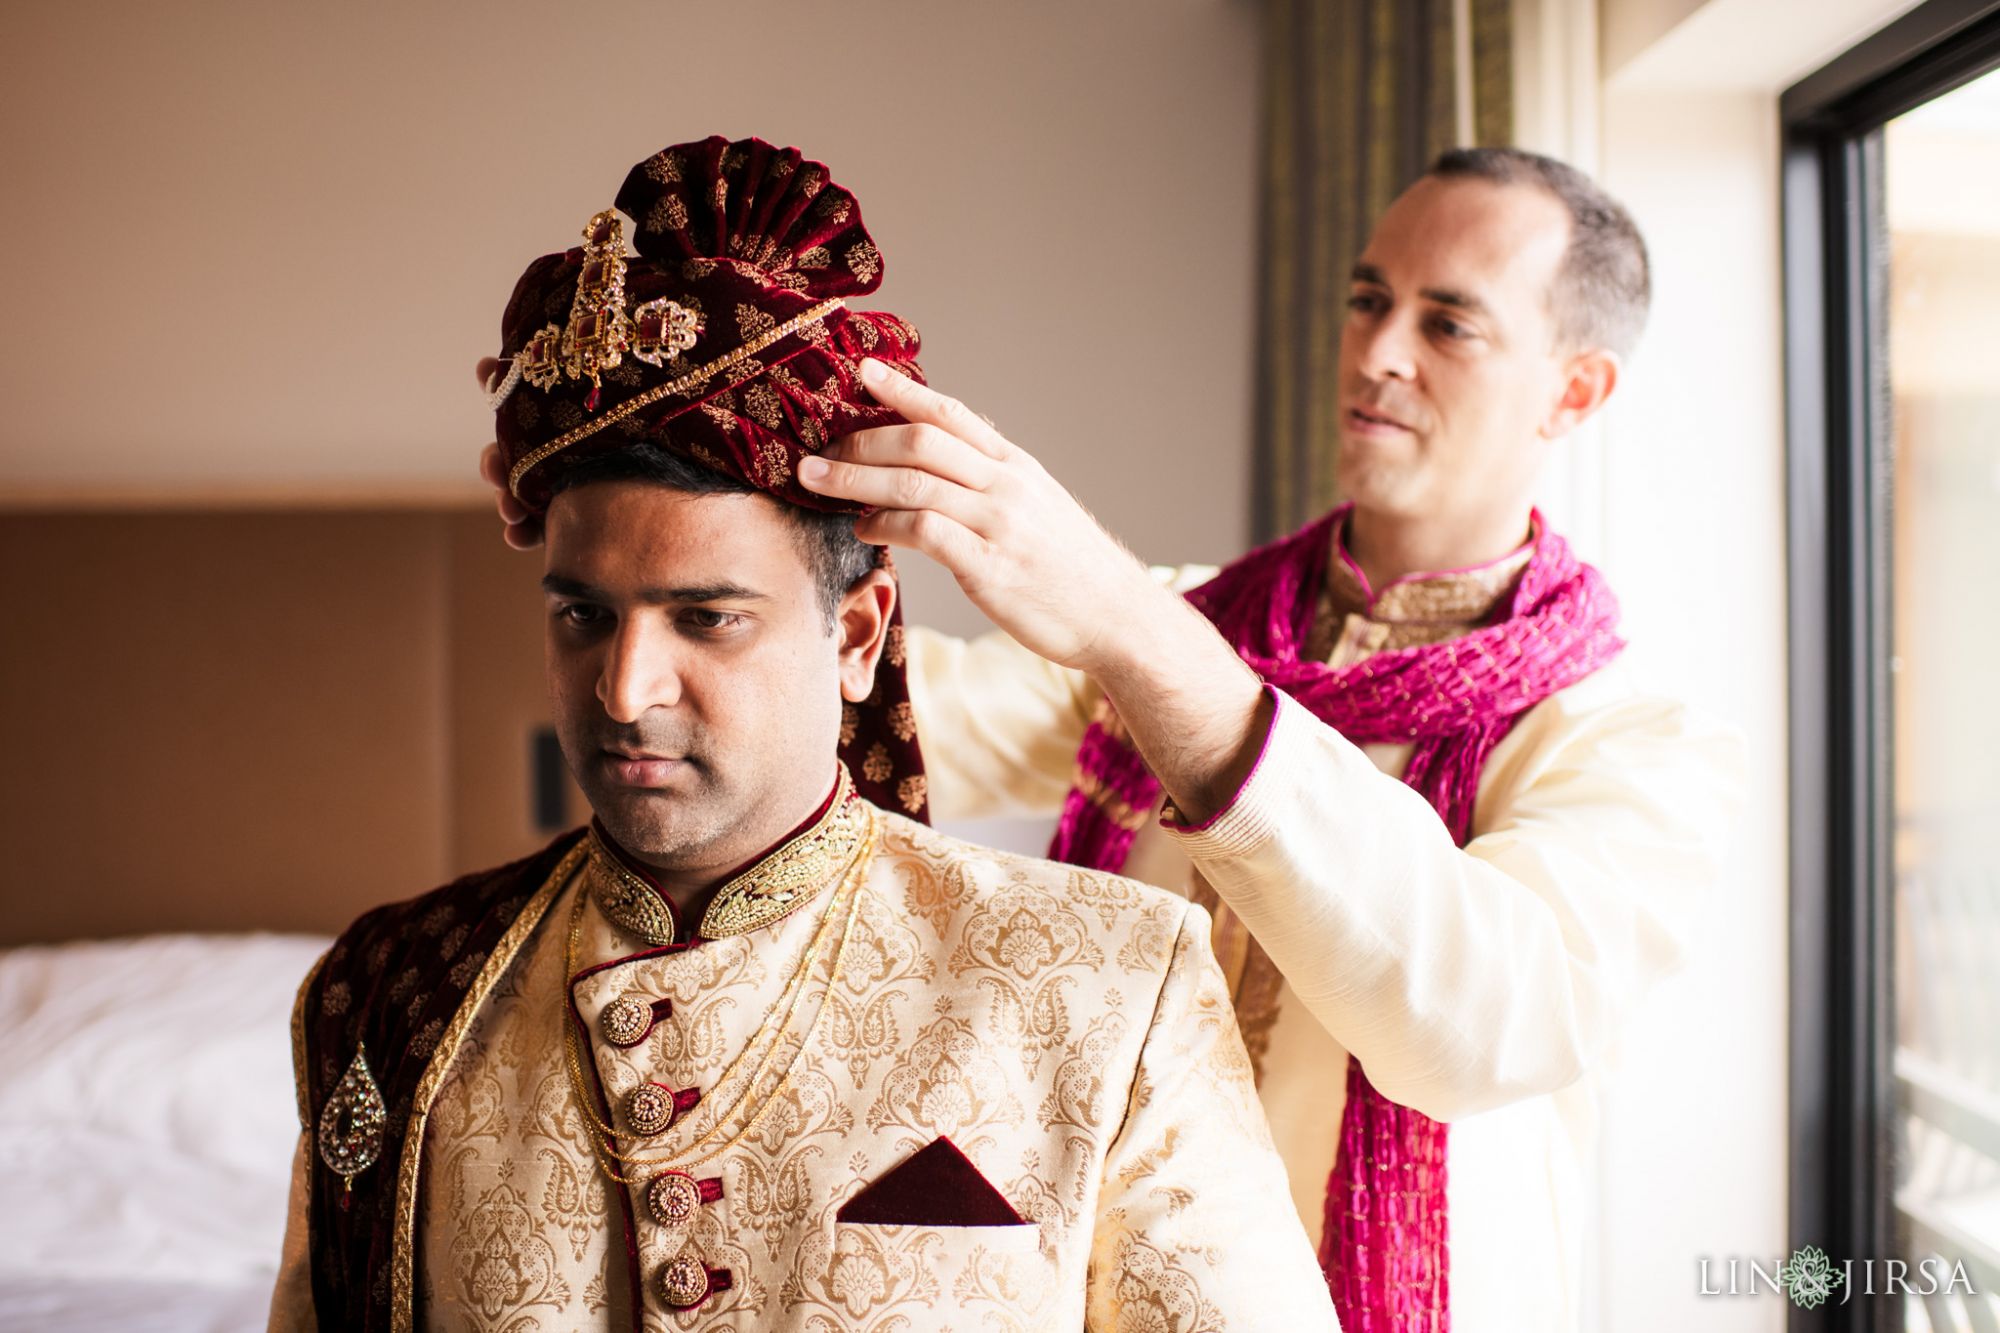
[280,135,1338,1332]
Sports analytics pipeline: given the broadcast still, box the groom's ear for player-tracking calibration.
[837,569,896,704]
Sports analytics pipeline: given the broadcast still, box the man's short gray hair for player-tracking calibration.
[1428,147,1651,358]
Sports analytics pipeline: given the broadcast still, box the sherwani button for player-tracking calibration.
[647,1170,703,1227]
[625,1081,701,1137]
[658,1250,730,1310]
[600,994,662,1047]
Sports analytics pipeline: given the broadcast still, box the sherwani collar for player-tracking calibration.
[585,762,868,946]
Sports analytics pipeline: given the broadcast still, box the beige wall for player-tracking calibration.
[1579,0,1932,1328]
[0,0,1262,638]
[1592,84,1790,1332]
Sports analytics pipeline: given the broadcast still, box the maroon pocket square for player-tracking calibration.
[836,1136,1028,1226]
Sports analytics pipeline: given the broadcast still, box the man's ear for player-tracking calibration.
[836,569,897,703]
[1540,347,1621,441]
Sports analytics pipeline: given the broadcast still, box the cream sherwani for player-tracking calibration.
[903,547,1745,1332]
[271,807,1340,1331]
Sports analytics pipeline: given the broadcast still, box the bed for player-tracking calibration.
[0,932,328,1332]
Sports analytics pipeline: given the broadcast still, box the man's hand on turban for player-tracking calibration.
[477,358,543,550]
[800,356,1168,676]
[800,359,1170,676]
[804,358,1272,825]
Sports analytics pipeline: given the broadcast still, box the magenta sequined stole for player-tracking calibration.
[1047,505,1624,1330]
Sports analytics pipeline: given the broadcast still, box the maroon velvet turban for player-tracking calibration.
[488,135,929,822]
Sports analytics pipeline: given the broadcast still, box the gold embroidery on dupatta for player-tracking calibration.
[1071,696,1151,832]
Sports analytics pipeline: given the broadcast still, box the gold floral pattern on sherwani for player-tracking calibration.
[414,812,1338,1331]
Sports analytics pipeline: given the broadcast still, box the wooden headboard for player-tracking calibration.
[0,509,578,946]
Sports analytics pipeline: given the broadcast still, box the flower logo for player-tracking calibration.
[1780,1245,1846,1309]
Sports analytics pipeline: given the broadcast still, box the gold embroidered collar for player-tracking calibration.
[586,764,871,944]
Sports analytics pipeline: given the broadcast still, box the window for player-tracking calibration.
[1786,3,2000,1328]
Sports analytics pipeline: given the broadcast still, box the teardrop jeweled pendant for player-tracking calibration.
[318,1043,388,1193]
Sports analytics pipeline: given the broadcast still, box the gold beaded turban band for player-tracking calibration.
[487,135,931,823]
[489,134,924,514]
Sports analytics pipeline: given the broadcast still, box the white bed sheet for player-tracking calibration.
[0,932,328,1332]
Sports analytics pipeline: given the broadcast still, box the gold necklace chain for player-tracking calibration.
[560,836,853,1154]
[560,813,876,1180]
[560,831,853,1151]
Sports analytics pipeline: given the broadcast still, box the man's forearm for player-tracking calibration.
[1082,589,1273,826]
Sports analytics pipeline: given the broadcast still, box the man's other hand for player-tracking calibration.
[477,357,543,550]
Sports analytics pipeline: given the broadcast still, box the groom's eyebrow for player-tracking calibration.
[541,573,768,604]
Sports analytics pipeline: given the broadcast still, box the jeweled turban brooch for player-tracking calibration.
[488,210,705,412]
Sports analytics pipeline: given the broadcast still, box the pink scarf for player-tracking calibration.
[1047,505,1624,1329]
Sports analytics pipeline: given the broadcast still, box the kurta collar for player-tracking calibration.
[1312,513,1538,669]
[1326,512,1537,629]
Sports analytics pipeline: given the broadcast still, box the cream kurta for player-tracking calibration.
[903,556,1745,1333]
[271,809,1339,1331]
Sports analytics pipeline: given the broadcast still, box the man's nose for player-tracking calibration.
[1351,314,1418,383]
[596,621,682,723]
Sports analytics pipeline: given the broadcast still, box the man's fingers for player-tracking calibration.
[479,440,543,546]
[799,454,989,528]
[851,506,982,570]
[857,359,1011,459]
[476,356,503,391]
[479,442,507,489]
[483,444,534,523]
[823,423,998,491]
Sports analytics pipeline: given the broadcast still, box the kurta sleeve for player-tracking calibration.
[1164,678,1746,1122]
[903,624,1095,821]
[267,1132,318,1333]
[1085,903,1340,1331]
[904,565,1219,822]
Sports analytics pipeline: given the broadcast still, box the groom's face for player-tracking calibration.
[541,480,847,876]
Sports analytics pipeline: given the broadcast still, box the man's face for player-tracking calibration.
[1337,176,1579,525]
[541,481,869,877]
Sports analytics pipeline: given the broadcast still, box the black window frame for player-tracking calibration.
[1784,3,2000,1329]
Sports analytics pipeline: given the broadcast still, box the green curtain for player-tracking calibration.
[1254,0,1513,539]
